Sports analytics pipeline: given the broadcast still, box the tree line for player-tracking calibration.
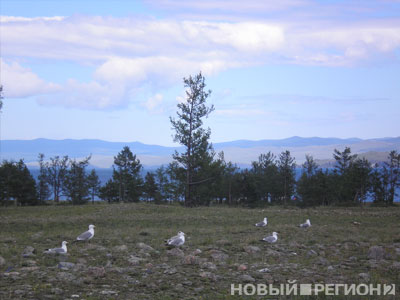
[0,74,399,207]
[0,146,399,207]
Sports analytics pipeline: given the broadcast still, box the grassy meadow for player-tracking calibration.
[1,203,399,299]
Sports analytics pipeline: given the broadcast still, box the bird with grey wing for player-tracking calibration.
[44,241,68,254]
[255,217,268,227]
[299,219,311,228]
[73,224,95,243]
[261,232,278,243]
[166,231,185,246]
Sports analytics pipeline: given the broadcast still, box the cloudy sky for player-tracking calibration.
[1,0,399,146]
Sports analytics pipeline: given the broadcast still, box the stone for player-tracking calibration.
[22,259,37,267]
[368,246,385,260]
[209,250,229,262]
[164,267,177,275]
[87,266,106,278]
[216,239,231,246]
[200,261,217,270]
[31,232,44,240]
[0,256,5,266]
[58,262,75,270]
[317,257,329,265]
[243,246,261,254]
[137,242,157,253]
[390,261,400,270]
[100,290,118,296]
[167,248,184,258]
[359,273,370,282]
[191,249,202,255]
[3,272,20,279]
[183,255,200,265]
[113,245,128,252]
[238,264,247,271]
[20,266,40,272]
[199,271,218,281]
[239,274,255,283]
[128,255,145,265]
[57,272,76,282]
[307,250,318,257]
[22,246,36,258]
[51,288,63,295]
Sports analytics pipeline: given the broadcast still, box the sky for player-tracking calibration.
[1,0,399,146]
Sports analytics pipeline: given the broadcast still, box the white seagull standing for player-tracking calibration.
[299,219,311,228]
[261,232,278,243]
[166,231,185,246]
[75,224,95,242]
[44,241,68,254]
[255,217,268,227]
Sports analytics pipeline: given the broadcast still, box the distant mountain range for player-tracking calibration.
[1,136,400,168]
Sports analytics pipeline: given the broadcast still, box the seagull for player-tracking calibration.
[44,241,68,254]
[255,217,268,227]
[261,232,278,243]
[166,231,185,246]
[299,219,311,228]
[74,224,95,242]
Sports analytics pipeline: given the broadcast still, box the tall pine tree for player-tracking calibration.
[170,72,214,207]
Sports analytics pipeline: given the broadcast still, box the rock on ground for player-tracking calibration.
[22,246,35,258]
[167,248,185,258]
[243,246,261,254]
[368,246,385,260]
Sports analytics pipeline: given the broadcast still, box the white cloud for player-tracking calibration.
[144,93,164,112]
[37,79,128,109]
[0,16,65,22]
[1,14,399,109]
[0,59,60,98]
[145,0,310,14]
[286,22,400,65]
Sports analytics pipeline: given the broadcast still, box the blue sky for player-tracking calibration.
[1,0,399,146]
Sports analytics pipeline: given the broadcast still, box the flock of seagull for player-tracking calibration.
[43,218,311,255]
[43,225,96,255]
[256,217,312,243]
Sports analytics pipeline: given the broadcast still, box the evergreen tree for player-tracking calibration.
[333,147,358,204]
[349,157,372,205]
[87,169,101,204]
[166,161,186,202]
[371,151,400,205]
[37,153,50,203]
[277,150,296,207]
[251,152,279,204]
[143,172,158,202]
[155,165,173,202]
[170,72,214,207]
[99,179,119,203]
[219,160,239,205]
[63,156,91,205]
[297,155,326,207]
[113,146,143,202]
[0,160,38,206]
[386,150,400,205]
